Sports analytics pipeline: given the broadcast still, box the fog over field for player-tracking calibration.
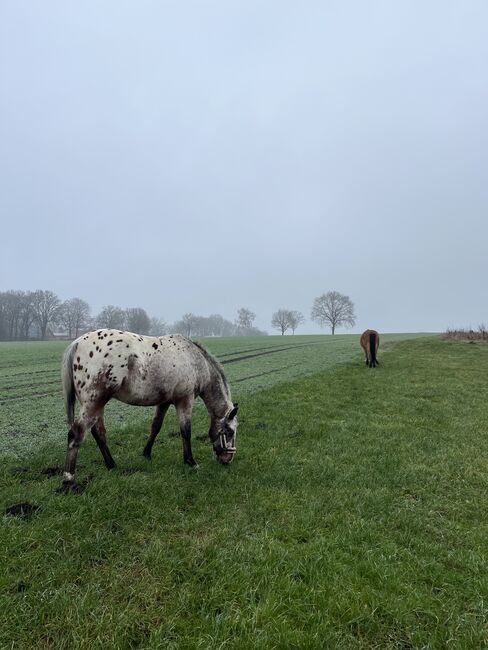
[1,1,487,333]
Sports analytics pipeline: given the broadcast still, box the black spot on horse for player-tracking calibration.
[107,340,113,346]
[104,353,109,358]
[116,339,123,342]
[73,364,78,371]
[77,356,80,362]
[152,343,158,349]
[89,351,93,357]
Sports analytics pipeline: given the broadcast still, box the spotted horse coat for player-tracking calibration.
[60,329,238,488]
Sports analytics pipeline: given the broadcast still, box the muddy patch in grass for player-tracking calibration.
[5,502,42,518]
[56,474,94,494]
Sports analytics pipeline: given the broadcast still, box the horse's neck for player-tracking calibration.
[201,373,231,419]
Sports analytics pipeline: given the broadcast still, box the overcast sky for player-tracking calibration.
[1,1,486,333]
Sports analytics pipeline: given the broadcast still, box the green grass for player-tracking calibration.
[0,333,424,459]
[1,335,488,648]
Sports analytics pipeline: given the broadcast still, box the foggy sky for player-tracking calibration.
[1,1,487,334]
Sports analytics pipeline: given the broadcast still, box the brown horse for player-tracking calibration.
[360,329,380,368]
[61,330,238,488]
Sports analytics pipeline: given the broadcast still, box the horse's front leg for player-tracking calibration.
[143,403,170,459]
[176,398,197,467]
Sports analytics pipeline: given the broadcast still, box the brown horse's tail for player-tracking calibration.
[61,340,78,425]
[369,332,377,367]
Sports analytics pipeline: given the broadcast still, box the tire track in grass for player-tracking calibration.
[0,382,61,406]
[217,339,330,360]
[220,341,329,365]
[233,363,300,384]
[0,379,60,393]
[0,368,58,381]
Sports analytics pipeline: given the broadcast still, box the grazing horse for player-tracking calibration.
[61,330,238,487]
[360,329,380,368]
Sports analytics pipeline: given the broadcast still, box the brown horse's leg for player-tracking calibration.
[143,403,170,459]
[91,416,116,470]
[176,398,197,467]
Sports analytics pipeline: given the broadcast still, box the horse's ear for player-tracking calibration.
[228,404,239,420]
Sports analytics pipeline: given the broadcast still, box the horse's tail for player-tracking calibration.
[369,332,377,367]
[61,340,78,425]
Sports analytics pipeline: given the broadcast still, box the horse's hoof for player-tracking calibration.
[57,480,77,494]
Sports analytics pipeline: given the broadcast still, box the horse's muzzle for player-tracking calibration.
[217,451,235,464]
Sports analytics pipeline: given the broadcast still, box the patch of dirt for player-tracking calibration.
[56,474,94,494]
[5,502,42,518]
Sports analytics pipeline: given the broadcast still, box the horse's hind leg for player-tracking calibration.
[91,415,116,470]
[63,408,97,486]
[143,403,170,460]
[176,398,197,467]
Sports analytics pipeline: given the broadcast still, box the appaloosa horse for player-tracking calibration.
[360,329,380,368]
[61,330,238,487]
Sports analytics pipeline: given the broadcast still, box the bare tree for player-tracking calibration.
[59,298,91,338]
[180,312,198,337]
[311,291,356,335]
[126,307,151,334]
[96,305,127,330]
[271,309,292,335]
[32,290,61,339]
[289,310,305,334]
[149,317,167,336]
[236,307,256,335]
[0,291,27,339]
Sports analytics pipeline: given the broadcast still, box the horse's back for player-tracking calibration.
[360,329,380,350]
[71,330,208,408]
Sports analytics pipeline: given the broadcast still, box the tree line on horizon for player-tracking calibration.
[0,291,267,341]
[0,289,356,341]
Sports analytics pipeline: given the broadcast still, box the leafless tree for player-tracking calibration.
[311,291,356,335]
[271,309,292,335]
[32,289,61,339]
[236,307,256,335]
[180,312,198,337]
[0,292,22,339]
[289,310,305,334]
[149,317,168,336]
[126,307,151,334]
[59,298,91,338]
[96,305,127,330]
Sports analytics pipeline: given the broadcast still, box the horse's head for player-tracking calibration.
[209,404,238,464]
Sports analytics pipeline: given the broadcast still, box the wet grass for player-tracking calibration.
[1,336,488,647]
[0,333,423,459]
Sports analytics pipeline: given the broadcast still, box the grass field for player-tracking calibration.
[1,333,488,648]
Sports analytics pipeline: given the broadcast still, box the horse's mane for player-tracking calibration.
[191,340,230,398]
